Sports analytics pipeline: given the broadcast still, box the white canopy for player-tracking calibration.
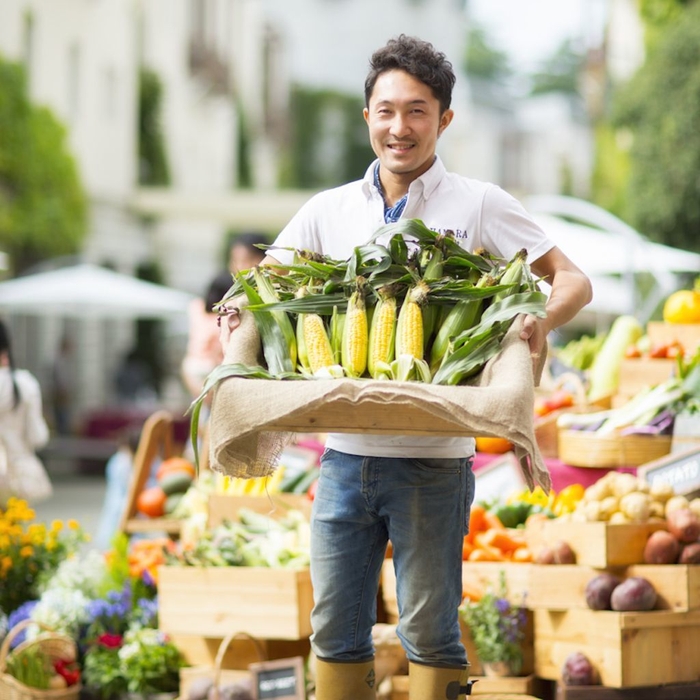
[0,264,194,319]
[525,195,700,323]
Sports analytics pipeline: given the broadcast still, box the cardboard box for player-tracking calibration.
[527,564,700,612]
[524,518,665,568]
[158,566,313,640]
[534,609,700,687]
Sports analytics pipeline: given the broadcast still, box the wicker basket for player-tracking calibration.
[0,621,80,700]
[558,429,672,468]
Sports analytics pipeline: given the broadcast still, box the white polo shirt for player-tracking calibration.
[271,156,555,459]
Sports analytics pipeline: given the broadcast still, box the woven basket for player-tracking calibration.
[558,429,672,468]
[0,621,80,700]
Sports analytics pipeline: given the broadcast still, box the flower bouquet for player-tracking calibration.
[458,571,527,677]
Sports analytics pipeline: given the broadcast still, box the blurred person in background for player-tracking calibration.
[0,319,52,505]
[228,231,268,274]
[50,333,75,435]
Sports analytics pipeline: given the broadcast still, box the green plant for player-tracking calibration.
[458,571,527,674]
[0,498,87,616]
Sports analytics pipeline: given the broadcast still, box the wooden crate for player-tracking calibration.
[557,430,672,468]
[527,564,700,612]
[207,493,312,528]
[158,566,313,640]
[647,321,700,353]
[524,518,665,568]
[617,358,676,398]
[390,673,544,698]
[534,609,700,687]
[555,680,700,699]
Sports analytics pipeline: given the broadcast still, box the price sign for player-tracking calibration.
[474,452,525,502]
[250,656,305,700]
[638,446,700,498]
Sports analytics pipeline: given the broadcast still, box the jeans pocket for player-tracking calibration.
[408,457,463,473]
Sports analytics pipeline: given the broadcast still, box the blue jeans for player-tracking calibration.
[310,448,475,667]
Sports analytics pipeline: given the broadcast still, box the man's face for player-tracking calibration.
[363,69,453,182]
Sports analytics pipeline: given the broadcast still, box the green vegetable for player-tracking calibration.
[587,315,644,402]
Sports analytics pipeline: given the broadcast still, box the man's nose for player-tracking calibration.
[390,114,411,138]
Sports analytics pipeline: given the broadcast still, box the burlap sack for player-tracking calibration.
[208,308,550,491]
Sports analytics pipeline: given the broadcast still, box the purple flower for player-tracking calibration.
[7,601,38,648]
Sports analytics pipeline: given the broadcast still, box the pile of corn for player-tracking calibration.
[207,219,546,388]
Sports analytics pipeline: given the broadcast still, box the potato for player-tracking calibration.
[643,529,681,565]
[666,508,700,544]
[665,495,690,516]
[678,542,700,565]
[610,577,657,612]
[649,481,675,503]
[535,547,555,565]
[689,498,700,519]
[561,651,598,686]
[585,573,622,610]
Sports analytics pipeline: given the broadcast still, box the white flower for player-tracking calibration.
[30,588,91,637]
[41,549,108,598]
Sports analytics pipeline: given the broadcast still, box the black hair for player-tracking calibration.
[205,270,235,312]
[364,34,456,113]
[0,319,20,409]
[229,232,269,259]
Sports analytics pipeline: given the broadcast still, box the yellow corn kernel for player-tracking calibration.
[396,283,427,360]
[341,291,368,377]
[368,294,396,378]
[303,313,335,373]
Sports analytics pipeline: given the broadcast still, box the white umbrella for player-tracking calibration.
[0,264,195,319]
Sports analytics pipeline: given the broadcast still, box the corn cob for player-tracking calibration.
[341,290,368,377]
[368,290,397,378]
[493,249,526,302]
[296,313,309,371]
[303,313,335,374]
[396,281,428,360]
[331,306,346,365]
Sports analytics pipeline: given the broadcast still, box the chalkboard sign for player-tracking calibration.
[638,446,700,498]
[250,656,305,700]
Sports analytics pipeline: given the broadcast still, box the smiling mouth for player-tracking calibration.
[388,143,415,152]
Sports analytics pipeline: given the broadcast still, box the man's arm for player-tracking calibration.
[521,246,593,356]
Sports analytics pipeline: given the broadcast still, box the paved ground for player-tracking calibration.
[32,471,108,551]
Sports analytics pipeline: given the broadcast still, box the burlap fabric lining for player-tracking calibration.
[208,304,551,492]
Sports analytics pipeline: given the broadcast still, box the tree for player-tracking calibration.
[612,2,700,252]
[528,40,586,96]
[464,25,512,84]
[0,55,87,272]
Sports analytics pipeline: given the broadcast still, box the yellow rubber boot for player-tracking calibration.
[314,658,377,700]
[408,661,472,700]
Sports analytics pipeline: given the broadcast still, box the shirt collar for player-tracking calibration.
[362,155,445,202]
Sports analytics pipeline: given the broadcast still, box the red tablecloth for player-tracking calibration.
[473,451,636,493]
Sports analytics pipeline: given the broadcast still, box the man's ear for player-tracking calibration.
[438,108,454,136]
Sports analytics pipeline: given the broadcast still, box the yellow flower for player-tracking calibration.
[1,556,12,573]
[51,520,64,532]
[67,520,80,530]
[20,545,34,558]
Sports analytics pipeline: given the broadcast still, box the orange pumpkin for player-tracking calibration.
[155,457,196,482]
[136,486,167,518]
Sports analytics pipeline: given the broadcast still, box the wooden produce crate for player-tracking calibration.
[158,565,313,640]
[555,680,700,699]
[527,564,700,612]
[647,321,700,353]
[534,609,700,687]
[617,357,676,399]
[390,673,545,699]
[524,519,666,568]
[207,493,312,528]
[557,429,672,468]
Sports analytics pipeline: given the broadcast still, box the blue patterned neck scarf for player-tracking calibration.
[374,164,408,224]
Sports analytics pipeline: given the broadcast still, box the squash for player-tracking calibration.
[136,485,167,518]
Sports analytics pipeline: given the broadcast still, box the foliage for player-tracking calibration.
[639,0,692,49]
[0,498,87,616]
[459,571,527,672]
[0,54,87,272]
[528,39,586,96]
[590,122,632,221]
[82,628,184,698]
[464,25,512,84]
[282,86,374,189]
[138,67,171,186]
[612,2,700,251]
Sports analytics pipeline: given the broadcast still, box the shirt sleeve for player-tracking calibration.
[478,185,555,264]
[20,372,50,449]
[269,196,325,265]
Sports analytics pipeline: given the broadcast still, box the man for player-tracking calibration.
[221,35,591,700]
